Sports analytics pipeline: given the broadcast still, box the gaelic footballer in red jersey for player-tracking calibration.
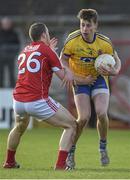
[3,22,77,170]
[13,41,62,102]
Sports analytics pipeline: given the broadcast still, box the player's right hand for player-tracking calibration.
[49,37,58,51]
[55,67,74,90]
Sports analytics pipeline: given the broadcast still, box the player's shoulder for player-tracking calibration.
[64,29,81,45]
[96,32,112,45]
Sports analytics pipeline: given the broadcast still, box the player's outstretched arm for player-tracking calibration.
[55,68,74,90]
[59,53,74,88]
[60,53,97,85]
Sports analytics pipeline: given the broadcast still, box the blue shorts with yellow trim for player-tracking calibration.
[73,75,109,97]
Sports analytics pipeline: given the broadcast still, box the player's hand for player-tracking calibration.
[97,64,118,76]
[97,64,110,76]
[85,75,97,85]
[49,37,58,51]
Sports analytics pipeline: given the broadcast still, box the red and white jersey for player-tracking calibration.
[13,41,62,102]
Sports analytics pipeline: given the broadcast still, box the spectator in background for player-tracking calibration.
[0,17,20,88]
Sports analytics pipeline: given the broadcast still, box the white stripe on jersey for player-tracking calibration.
[52,67,61,72]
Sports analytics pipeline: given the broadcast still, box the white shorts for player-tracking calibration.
[13,96,60,121]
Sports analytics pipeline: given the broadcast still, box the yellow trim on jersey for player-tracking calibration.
[69,29,81,37]
[96,32,111,40]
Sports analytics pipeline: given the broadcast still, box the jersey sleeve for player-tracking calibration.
[62,37,73,57]
[62,30,81,57]
[45,46,62,72]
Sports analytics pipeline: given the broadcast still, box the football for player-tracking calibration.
[95,54,116,70]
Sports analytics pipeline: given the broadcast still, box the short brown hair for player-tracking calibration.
[77,9,98,23]
[29,22,47,42]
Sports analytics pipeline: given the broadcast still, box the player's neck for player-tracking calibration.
[83,33,95,43]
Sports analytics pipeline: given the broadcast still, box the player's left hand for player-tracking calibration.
[97,64,118,76]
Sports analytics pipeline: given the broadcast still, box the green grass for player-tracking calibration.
[0,127,130,179]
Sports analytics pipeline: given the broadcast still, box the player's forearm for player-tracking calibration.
[55,68,74,89]
[108,51,121,76]
[55,68,66,80]
[60,60,70,74]
[113,51,121,75]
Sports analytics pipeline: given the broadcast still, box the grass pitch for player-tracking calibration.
[0,127,130,179]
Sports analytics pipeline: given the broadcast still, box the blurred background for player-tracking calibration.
[0,0,130,129]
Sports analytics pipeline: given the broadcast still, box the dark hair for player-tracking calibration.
[29,22,47,41]
[77,9,98,23]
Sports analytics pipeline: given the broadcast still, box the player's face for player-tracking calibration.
[80,19,97,42]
